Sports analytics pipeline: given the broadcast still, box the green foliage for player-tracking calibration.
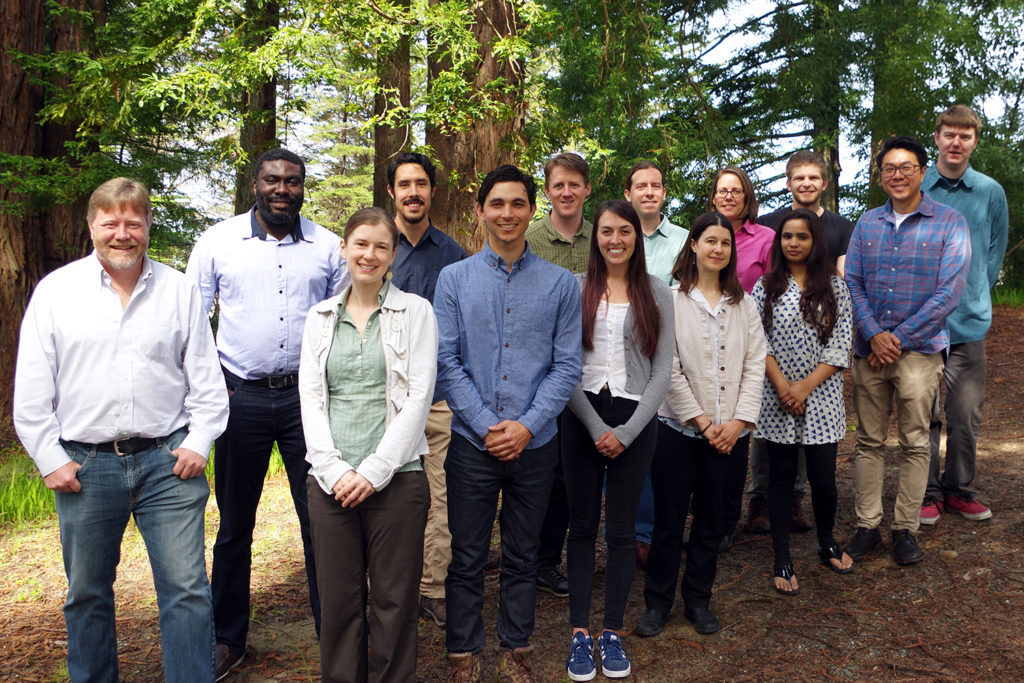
[0,450,54,526]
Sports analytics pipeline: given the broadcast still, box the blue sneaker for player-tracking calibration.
[597,631,631,679]
[566,632,596,681]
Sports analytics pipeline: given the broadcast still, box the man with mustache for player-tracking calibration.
[386,152,467,628]
[14,178,229,682]
[187,148,347,680]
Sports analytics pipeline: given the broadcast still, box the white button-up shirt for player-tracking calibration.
[13,253,230,477]
[186,210,347,379]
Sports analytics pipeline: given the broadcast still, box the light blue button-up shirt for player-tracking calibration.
[643,215,688,284]
[434,242,582,451]
[186,209,347,379]
[923,165,1009,344]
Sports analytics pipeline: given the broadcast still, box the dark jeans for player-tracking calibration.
[928,340,986,499]
[537,415,570,568]
[644,425,748,613]
[211,375,320,649]
[444,432,558,654]
[561,391,657,631]
[722,435,751,538]
[766,441,839,567]
[308,472,429,683]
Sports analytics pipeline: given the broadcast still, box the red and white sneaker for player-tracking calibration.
[919,498,944,526]
[944,494,992,521]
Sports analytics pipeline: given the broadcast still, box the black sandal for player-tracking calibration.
[818,542,855,574]
[773,564,801,596]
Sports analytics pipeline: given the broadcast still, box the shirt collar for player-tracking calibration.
[91,251,153,288]
[338,280,390,315]
[482,241,531,272]
[927,164,977,191]
[248,206,308,243]
[541,212,588,243]
[397,222,439,248]
[882,191,936,221]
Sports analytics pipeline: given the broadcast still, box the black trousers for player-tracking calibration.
[644,424,749,613]
[766,441,839,567]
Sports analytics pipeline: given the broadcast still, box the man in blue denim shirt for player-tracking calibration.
[434,165,582,682]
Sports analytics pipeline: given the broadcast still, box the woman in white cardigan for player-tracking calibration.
[636,211,766,638]
[298,207,437,683]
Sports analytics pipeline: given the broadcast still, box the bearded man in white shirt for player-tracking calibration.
[13,178,230,682]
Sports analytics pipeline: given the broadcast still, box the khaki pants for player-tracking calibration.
[852,352,943,533]
[421,400,453,598]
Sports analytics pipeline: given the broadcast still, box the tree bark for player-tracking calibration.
[233,1,280,215]
[373,1,411,214]
[809,0,842,214]
[426,0,526,253]
[1,0,100,429]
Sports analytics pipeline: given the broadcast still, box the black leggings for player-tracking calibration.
[766,441,839,567]
[561,391,657,631]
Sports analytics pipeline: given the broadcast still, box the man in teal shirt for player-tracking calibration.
[920,105,1009,526]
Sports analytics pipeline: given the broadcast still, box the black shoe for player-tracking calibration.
[716,534,733,554]
[215,644,245,681]
[892,530,924,565]
[684,606,722,635]
[843,527,882,560]
[634,609,670,637]
[536,565,569,598]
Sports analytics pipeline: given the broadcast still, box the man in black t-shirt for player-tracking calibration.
[759,150,854,275]
[745,151,855,536]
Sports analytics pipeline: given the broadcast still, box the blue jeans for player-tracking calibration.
[444,432,557,654]
[57,427,214,683]
[211,375,320,649]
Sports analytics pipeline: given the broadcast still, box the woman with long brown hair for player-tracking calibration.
[635,211,765,638]
[561,200,673,680]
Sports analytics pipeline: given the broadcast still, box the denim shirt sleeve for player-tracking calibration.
[434,266,503,440]
[515,271,583,439]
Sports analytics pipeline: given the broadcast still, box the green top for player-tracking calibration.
[326,281,421,473]
[525,213,592,273]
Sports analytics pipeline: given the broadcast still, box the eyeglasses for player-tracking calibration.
[880,163,921,179]
[715,188,744,197]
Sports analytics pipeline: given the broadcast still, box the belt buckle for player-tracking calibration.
[267,375,286,390]
[113,438,131,456]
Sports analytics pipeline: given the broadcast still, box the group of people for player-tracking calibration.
[11,103,1007,683]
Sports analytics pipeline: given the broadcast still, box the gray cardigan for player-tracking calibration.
[566,272,675,446]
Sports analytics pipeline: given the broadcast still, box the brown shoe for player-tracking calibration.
[495,645,536,683]
[746,496,770,534]
[447,652,481,683]
[420,594,447,627]
[215,644,245,681]
[636,541,650,569]
[791,495,812,532]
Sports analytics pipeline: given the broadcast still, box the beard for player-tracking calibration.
[255,192,304,226]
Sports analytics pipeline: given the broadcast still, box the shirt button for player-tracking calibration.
[720,366,725,371]
[720,345,725,350]
[279,317,284,321]
[503,375,508,380]
[279,290,283,294]
[498,406,504,412]
[280,344,284,348]
[720,386,725,391]
[506,308,511,313]
[504,342,509,348]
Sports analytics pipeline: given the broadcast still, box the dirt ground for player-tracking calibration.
[2,305,1022,682]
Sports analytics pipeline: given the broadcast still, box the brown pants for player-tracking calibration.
[308,471,429,683]
[852,351,943,533]
[421,400,453,599]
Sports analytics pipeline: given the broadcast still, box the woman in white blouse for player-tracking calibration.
[752,208,854,596]
[298,207,437,683]
[635,211,766,639]
[561,200,674,681]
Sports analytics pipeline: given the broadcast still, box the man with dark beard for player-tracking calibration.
[187,148,347,680]
[386,152,467,629]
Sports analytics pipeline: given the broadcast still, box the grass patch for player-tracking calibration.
[0,451,55,525]
[992,286,1024,307]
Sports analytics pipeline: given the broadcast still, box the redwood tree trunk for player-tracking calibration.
[426,0,526,253]
[373,4,411,213]
[1,0,99,430]
[233,1,280,215]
